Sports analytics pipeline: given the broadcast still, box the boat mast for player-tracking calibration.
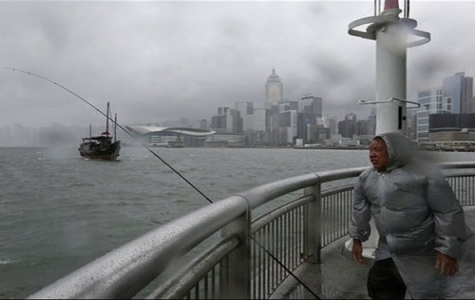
[114,113,117,143]
[105,102,110,135]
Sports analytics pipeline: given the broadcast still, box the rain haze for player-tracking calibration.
[0,0,474,130]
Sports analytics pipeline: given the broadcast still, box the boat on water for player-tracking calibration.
[78,102,121,161]
[168,133,184,148]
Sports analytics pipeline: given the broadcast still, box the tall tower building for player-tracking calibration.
[265,68,283,105]
[416,87,449,141]
[298,94,323,143]
[211,107,242,133]
[299,94,323,117]
[338,113,358,138]
[234,101,254,131]
[443,72,473,114]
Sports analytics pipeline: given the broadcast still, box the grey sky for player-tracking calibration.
[0,1,474,128]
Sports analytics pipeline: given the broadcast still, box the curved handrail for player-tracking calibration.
[29,196,248,299]
[148,234,241,299]
[28,163,475,299]
[238,167,367,209]
[29,168,366,299]
[438,161,475,169]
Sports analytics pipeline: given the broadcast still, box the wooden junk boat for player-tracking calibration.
[78,102,121,161]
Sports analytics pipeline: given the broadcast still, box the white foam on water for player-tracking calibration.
[0,258,19,265]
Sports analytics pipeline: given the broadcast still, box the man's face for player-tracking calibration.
[369,138,389,172]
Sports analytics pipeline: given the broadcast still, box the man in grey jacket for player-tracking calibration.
[350,132,469,299]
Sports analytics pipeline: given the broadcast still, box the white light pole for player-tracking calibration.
[349,0,430,134]
[347,0,430,256]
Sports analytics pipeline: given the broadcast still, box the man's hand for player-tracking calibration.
[352,239,364,264]
[435,251,459,276]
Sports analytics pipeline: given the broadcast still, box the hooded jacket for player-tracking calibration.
[349,132,468,259]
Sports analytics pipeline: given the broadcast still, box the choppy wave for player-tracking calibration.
[0,258,20,265]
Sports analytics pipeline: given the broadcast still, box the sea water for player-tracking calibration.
[0,146,472,298]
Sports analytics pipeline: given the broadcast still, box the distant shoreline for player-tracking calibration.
[293,146,367,150]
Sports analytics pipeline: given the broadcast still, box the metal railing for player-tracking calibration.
[29,162,475,299]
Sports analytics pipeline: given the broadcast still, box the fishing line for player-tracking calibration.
[4,67,213,204]
[250,235,321,299]
[5,66,321,299]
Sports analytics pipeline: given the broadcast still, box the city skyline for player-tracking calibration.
[0,66,386,130]
[2,67,471,128]
[0,65,471,147]
[1,1,475,129]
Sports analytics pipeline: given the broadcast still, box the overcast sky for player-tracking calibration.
[1,0,474,128]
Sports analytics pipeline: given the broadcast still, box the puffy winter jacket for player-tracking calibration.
[349,132,468,259]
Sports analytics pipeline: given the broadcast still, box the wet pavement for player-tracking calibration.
[271,207,475,299]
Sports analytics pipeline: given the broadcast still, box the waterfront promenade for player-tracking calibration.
[272,207,475,299]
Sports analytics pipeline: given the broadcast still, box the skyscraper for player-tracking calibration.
[299,94,322,117]
[338,113,358,138]
[416,87,449,141]
[211,107,242,133]
[265,68,283,105]
[443,72,473,114]
[234,101,254,131]
[298,94,323,143]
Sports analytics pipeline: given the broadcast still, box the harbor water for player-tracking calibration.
[0,146,473,298]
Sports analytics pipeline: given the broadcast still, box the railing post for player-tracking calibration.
[220,198,251,299]
[303,180,322,264]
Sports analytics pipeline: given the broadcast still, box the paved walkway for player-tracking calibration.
[271,207,475,299]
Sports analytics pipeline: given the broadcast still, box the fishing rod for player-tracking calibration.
[4,67,213,204]
[5,66,321,299]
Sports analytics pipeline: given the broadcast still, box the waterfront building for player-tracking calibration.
[319,114,337,135]
[210,107,242,133]
[443,72,474,114]
[298,94,323,144]
[366,108,376,137]
[265,103,280,145]
[275,100,298,144]
[205,132,245,148]
[265,68,283,105]
[356,119,369,136]
[315,125,330,143]
[416,87,449,141]
[198,119,208,130]
[210,108,227,132]
[299,94,323,117]
[253,107,266,132]
[205,70,330,147]
[278,109,298,145]
[416,73,474,142]
[125,125,216,147]
[278,100,299,112]
[429,113,475,141]
[298,112,316,144]
[338,113,357,138]
[234,101,254,132]
[263,69,284,144]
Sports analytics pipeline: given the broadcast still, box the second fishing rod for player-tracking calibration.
[6,67,321,299]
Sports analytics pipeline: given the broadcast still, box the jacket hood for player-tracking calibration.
[375,132,416,171]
